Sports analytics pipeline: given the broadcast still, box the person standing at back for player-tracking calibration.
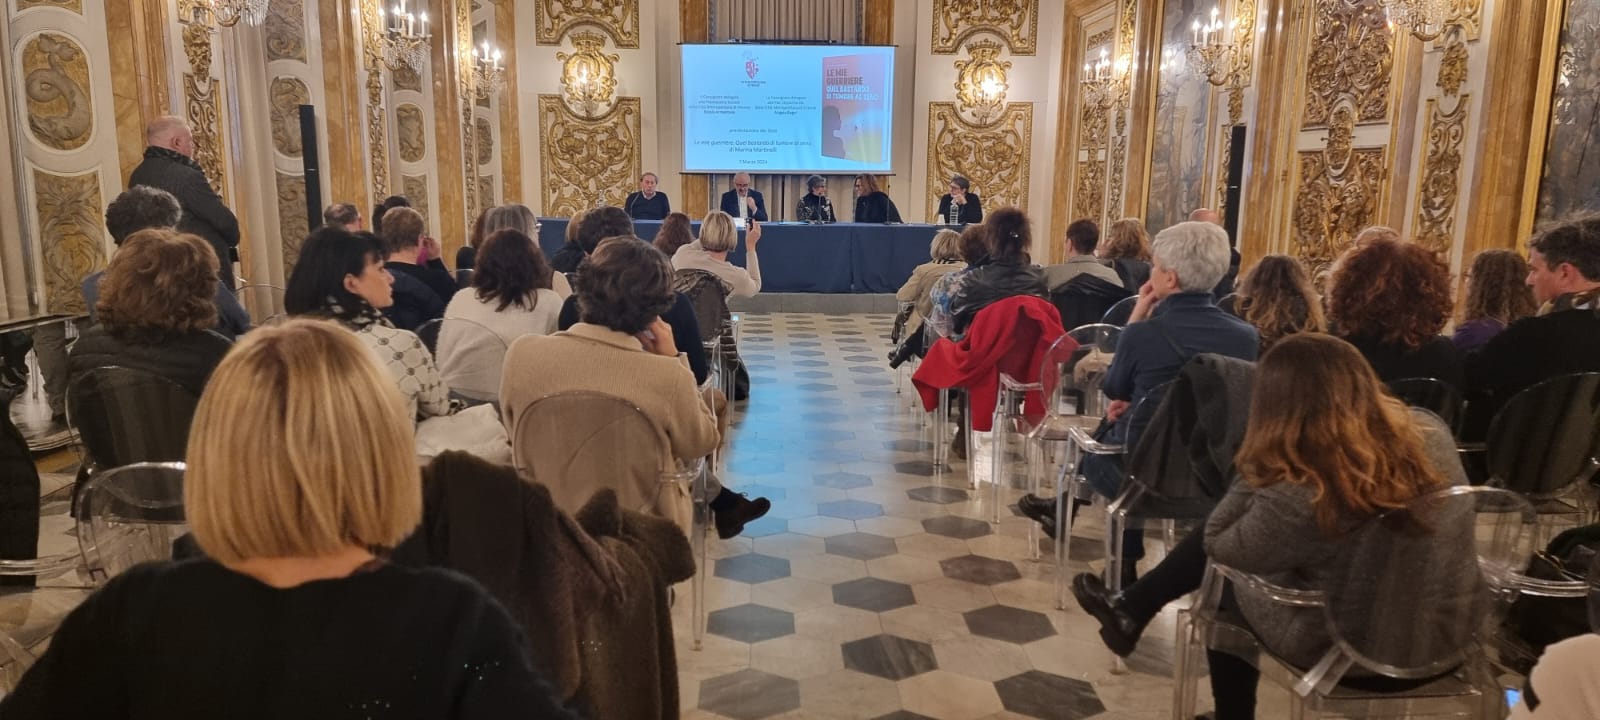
[128,116,240,289]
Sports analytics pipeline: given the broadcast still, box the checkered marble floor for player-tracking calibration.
[670,313,1298,720]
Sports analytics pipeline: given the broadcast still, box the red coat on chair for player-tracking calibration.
[913,295,1070,432]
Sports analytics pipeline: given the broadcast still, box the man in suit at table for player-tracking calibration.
[719,172,768,223]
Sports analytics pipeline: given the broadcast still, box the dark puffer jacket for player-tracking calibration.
[128,147,241,289]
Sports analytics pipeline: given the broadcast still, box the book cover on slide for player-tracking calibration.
[821,54,888,163]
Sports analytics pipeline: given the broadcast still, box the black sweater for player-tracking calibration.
[0,560,575,719]
[558,293,710,385]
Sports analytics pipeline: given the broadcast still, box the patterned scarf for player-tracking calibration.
[144,145,203,172]
[1538,287,1600,317]
[317,294,393,331]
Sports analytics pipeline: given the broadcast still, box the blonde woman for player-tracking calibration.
[1,320,572,717]
[482,203,571,298]
[671,210,763,298]
[1099,217,1153,291]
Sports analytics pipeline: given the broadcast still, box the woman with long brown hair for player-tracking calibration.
[651,212,695,257]
[1099,217,1154,290]
[1232,254,1326,351]
[1327,236,1462,386]
[1453,249,1537,352]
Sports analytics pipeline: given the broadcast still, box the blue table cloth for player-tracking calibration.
[535,219,947,293]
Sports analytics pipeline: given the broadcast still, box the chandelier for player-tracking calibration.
[473,41,506,98]
[378,1,432,72]
[1080,49,1131,109]
[1185,7,1245,87]
[190,0,268,28]
[1381,0,1454,40]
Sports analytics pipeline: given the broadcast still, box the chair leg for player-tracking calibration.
[932,388,950,471]
[1173,610,1201,720]
[691,467,709,651]
[1054,443,1080,610]
[964,394,977,490]
[990,393,1007,524]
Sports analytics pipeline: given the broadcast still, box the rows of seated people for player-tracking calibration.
[897,206,1600,719]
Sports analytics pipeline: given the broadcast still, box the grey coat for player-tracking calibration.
[1204,410,1476,671]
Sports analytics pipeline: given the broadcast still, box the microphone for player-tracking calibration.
[625,191,640,219]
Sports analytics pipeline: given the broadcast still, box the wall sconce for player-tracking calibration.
[954,39,1011,125]
[472,41,505,98]
[1186,6,1246,87]
[377,0,431,72]
[1080,48,1132,109]
[188,0,267,27]
[558,31,620,119]
[1380,0,1454,40]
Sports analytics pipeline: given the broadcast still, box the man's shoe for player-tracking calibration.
[1070,573,1148,657]
[714,493,772,539]
[1016,493,1059,539]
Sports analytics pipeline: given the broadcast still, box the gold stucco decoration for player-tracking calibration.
[931,0,1038,55]
[926,102,1033,219]
[22,33,92,152]
[538,95,640,217]
[533,0,639,49]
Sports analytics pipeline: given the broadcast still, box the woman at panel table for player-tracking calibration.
[795,175,837,223]
[934,174,983,225]
[852,174,902,224]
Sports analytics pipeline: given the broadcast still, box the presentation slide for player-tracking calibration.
[681,44,895,174]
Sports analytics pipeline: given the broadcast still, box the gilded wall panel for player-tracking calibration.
[269,76,310,157]
[1534,0,1600,225]
[403,175,431,224]
[22,33,92,152]
[392,64,422,92]
[538,95,640,216]
[1146,0,1216,234]
[1302,0,1393,129]
[396,103,426,163]
[264,0,307,63]
[1292,142,1387,280]
[359,0,389,200]
[17,0,81,11]
[1073,158,1106,226]
[925,102,1032,218]
[179,18,225,196]
[931,0,1038,55]
[276,172,308,271]
[478,175,496,208]
[533,0,640,48]
[476,116,494,165]
[1413,96,1467,253]
[33,169,104,315]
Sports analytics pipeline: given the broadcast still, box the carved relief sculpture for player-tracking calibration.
[1074,158,1107,227]
[1292,105,1387,278]
[534,0,640,48]
[1412,29,1471,252]
[558,31,620,119]
[538,95,640,216]
[359,0,390,201]
[34,170,105,315]
[458,0,478,224]
[476,116,494,165]
[926,103,1033,219]
[954,39,1011,125]
[395,103,427,163]
[1303,0,1394,128]
[1108,0,1138,218]
[22,33,93,152]
[269,77,311,157]
[403,175,431,225]
[931,0,1039,55]
[179,8,226,197]
[276,172,308,272]
[17,0,84,11]
[264,0,307,63]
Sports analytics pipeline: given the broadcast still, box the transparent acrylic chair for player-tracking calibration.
[509,392,711,649]
[1471,372,1600,546]
[1173,486,1535,719]
[65,367,199,509]
[431,316,511,404]
[1386,377,1466,437]
[233,284,287,326]
[75,462,188,583]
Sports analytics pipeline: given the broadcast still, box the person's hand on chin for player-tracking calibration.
[636,317,679,358]
[1130,279,1161,323]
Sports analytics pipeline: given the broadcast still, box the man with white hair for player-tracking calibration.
[718,172,768,222]
[1018,221,1258,582]
[128,116,241,288]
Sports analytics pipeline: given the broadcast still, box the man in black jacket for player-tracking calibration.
[128,116,241,289]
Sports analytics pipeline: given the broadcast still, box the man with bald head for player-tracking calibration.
[128,115,241,288]
[719,172,768,222]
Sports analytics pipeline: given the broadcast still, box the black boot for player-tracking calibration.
[887,338,917,369]
[1070,573,1150,657]
[711,489,772,539]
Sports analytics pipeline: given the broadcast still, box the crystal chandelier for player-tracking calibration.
[1381,0,1454,40]
[191,0,268,28]
[472,41,506,99]
[1080,49,1131,109]
[378,1,431,72]
[1185,7,1245,87]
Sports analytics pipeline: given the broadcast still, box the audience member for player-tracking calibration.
[889,228,965,366]
[1453,248,1536,352]
[129,116,240,288]
[935,174,983,225]
[1018,221,1257,579]
[437,229,560,397]
[948,208,1048,338]
[652,212,695,257]
[719,172,768,222]
[378,206,455,330]
[1463,214,1600,439]
[502,237,770,538]
[852,174,901,223]
[1190,208,1241,296]
[322,203,362,232]
[1510,634,1600,719]
[483,204,571,298]
[1043,219,1123,291]
[67,229,232,397]
[0,320,575,717]
[456,208,488,271]
[1327,237,1462,387]
[84,186,249,338]
[795,175,837,223]
[925,225,992,340]
[370,194,411,234]
[552,206,632,274]
[1100,217,1154,291]
[1231,254,1325,351]
[285,228,456,421]
[624,172,670,220]
[673,211,762,298]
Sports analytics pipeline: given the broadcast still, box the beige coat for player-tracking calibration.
[897,260,965,329]
[500,323,720,532]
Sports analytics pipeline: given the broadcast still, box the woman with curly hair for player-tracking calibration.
[68,228,232,397]
[1233,255,1326,351]
[1453,249,1537,352]
[1327,237,1462,387]
[1099,217,1154,291]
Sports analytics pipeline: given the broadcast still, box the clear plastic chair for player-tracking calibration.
[1472,372,1600,545]
[454,268,475,289]
[65,367,198,498]
[432,316,512,403]
[1388,377,1465,437]
[414,318,444,357]
[233,284,287,326]
[1101,295,1138,327]
[1173,486,1534,719]
[75,462,187,584]
[508,392,712,649]
[993,332,1099,526]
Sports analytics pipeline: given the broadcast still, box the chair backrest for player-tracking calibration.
[1044,324,1122,417]
[1124,357,1255,506]
[1050,274,1133,331]
[509,391,680,521]
[1318,486,1529,679]
[1217,293,1239,317]
[455,268,475,289]
[1485,372,1600,498]
[433,316,512,402]
[1386,377,1465,435]
[66,366,199,472]
[75,462,187,582]
[1101,295,1138,327]
[414,318,444,356]
[233,284,286,326]
[673,270,731,344]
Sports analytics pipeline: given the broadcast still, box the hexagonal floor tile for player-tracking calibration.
[729,457,786,476]
[848,365,883,373]
[853,377,895,386]
[796,382,837,392]
[994,670,1106,719]
[921,515,994,540]
[893,461,940,477]
[964,604,1057,644]
[883,438,934,452]
[739,516,789,538]
[788,515,857,538]
[907,485,969,503]
[832,577,917,613]
[802,411,850,423]
[715,553,792,584]
[818,499,884,520]
[824,532,899,561]
[706,603,796,643]
[793,350,826,358]
[741,484,788,500]
[939,554,1022,585]
[793,370,832,379]
[814,472,872,490]
[842,633,938,680]
[698,668,802,720]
